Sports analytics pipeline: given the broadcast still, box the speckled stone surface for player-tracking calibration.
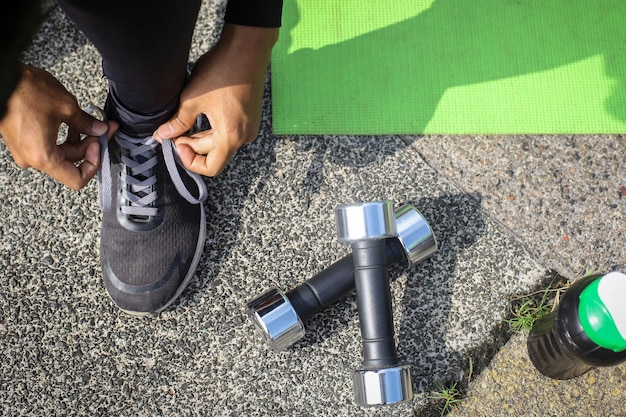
[0,2,624,417]
[449,332,626,417]
[412,135,626,279]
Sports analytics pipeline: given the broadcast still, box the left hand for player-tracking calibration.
[154,23,279,177]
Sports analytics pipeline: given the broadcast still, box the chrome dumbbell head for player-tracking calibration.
[352,365,413,407]
[335,200,396,242]
[246,288,305,352]
[394,205,438,267]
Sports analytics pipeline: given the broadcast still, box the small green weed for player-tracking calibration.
[429,381,463,416]
[506,278,571,332]
[505,296,551,332]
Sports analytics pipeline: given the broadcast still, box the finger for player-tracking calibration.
[76,140,101,183]
[174,131,216,155]
[154,107,198,142]
[65,108,108,137]
[175,143,206,172]
[44,143,99,190]
[59,121,118,162]
[59,136,98,163]
[179,145,230,177]
[203,145,235,177]
[53,121,118,188]
[65,117,104,144]
[175,139,233,177]
[105,120,120,138]
[173,133,218,175]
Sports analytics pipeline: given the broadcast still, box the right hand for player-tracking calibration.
[0,65,117,190]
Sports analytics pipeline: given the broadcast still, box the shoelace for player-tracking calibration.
[86,106,207,217]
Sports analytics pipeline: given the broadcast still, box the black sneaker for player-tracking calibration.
[96,125,207,315]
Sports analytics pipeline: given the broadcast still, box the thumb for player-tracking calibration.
[154,107,197,141]
[66,108,108,136]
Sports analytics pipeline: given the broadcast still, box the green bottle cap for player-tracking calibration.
[578,272,626,352]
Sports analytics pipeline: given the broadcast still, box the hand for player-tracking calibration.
[155,23,279,176]
[0,65,117,190]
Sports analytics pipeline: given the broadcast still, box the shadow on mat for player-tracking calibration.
[274,0,626,133]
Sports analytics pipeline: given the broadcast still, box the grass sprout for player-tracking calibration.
[430,382,463,416]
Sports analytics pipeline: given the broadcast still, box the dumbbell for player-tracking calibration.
[247,204,437,352]
[335,200,412,407]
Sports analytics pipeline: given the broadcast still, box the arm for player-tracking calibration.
[155,23,278,176]
[154,1,283,176]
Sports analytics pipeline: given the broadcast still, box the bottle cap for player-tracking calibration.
[578,272,626,352]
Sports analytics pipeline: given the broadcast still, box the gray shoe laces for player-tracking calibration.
[87,106,208,217]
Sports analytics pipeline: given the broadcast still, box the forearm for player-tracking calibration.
[217,23,279,66]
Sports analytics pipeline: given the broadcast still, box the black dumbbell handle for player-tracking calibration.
[286,238,406,322]
[351,238,398,369]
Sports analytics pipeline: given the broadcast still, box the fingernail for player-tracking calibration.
[159,122,174,138]
[93,120,108,136]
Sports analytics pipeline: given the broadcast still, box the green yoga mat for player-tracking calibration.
[270,0,626,135]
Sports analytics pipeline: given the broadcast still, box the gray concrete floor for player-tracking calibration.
[1,2,624,416]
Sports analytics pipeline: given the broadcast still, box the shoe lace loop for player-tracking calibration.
[87,106,208,216]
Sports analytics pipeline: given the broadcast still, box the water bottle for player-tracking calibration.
[527,271,626,380]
